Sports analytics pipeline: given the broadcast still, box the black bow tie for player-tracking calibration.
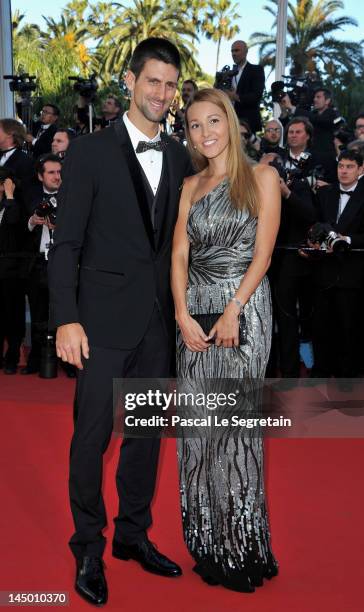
[340,189,354,196]
[135,139,168,154]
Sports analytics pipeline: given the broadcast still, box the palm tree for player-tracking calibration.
[202,0,241,72]
[249,0,362,76]
[90,0,201,82]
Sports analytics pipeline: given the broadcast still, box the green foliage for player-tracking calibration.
[11,0,242,122]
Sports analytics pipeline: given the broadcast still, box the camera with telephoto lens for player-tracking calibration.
[269,152,311,185]
[35,195,57,226]
[308,222,350,252]
[214,65,239,91]
[271,73,323,110]
[69,74,98,101]
[3,74,37,95]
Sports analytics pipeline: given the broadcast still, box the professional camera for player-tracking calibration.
[69,74,98,100]
[271,73,322,110]
[269,152,311,185]
[214,65,239,91]
[35,195,57,226]
[308,222,350,252]
[3,73,37,95]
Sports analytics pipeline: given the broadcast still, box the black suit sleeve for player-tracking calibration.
[2,198,21,224]
[285,180,317,224]
[48,139,94,328]
[237,65,265,105]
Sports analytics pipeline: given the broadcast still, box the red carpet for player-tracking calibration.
[1,371,363,611]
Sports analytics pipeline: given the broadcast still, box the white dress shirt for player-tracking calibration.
[0,147,16,166]
[123,112,163,195]
[233,61,247,89]
[28,189,58,257]
[337,181,358,222]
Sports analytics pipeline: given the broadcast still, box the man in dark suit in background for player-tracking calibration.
[25,104,60,158]
[310,150,364,378]
[227,40,265,133]
[48,38,193,606]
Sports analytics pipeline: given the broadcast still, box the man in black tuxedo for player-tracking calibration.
[22,154,62,375]
[227,40,265,133]
[48,38,193,606]
[0,119,35,373]
[0,119,35,193]
[25,104,60,158]
[310,150,364,377]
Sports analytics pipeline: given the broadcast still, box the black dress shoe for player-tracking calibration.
[61,363,77,378]
[75,556,108,606]
[20,365,39,375]
[4,364,17,375]
[112,539,182,577]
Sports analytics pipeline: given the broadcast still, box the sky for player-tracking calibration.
[11,0,364,77]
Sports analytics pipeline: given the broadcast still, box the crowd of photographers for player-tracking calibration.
[1,38,364,380]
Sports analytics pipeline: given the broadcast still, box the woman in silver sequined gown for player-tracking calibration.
[171,89,281,593]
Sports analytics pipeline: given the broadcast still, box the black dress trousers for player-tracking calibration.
[68,303,172,559]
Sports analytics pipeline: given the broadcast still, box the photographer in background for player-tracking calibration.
[354,113,364,141]
[51,128,76,159]
[22,154,61,376]
[310,150,364,378]
[226,40,265,133]
[309,88,342,157]
[171,79,198,140]
[0,119,35,194]
[259,119,285,157]
[25,104,60,158]
[261,120,317,377]
[0,168,25,374]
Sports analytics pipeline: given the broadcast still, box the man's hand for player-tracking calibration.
[25,133,34,144]
[280,178,291,199]
[29,213,46,226]
[56,323,89,369]
[4,178,15,199]
[279,94,294,111]
[45,217,56,230]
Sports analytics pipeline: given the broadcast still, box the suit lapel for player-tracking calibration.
[337,183,364,233]
[157,133,179,252]
[326,185,340,226]
[113,119,156,251]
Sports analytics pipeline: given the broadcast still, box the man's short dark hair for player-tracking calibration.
[105,94,122,112]
[314,87,332,100]
[129,38,181,79]
[35,153,62,175]
[55,128,76,141]
[183,79,198,91]
[286,116,314,142]
[348,139,364,157]
[338,149,363,167]
[355,113,364,125]
[44,103,60,117]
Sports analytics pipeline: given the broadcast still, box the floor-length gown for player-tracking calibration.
[176,178,278,592]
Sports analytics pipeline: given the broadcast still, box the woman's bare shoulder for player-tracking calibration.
[253,163,280,186]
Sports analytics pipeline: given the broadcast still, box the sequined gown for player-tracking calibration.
[176,178,278,592]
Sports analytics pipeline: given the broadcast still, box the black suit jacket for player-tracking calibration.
[234,62,265,132]
[314,180,364,288]
[48,121,193,349]
[0,198,23,278]
[32,123,58,159]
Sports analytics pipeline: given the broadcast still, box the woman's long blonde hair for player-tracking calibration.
[185,88,260,216]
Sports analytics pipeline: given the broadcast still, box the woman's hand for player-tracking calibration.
[178,313,211,352]
[208,302,240,348]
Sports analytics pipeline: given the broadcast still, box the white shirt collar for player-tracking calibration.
[339,182,358,193]
[0,148,16,166]
[123,112,161,152]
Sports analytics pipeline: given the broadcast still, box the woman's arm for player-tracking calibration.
[210,165,281,347]
[171,177,211,352]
